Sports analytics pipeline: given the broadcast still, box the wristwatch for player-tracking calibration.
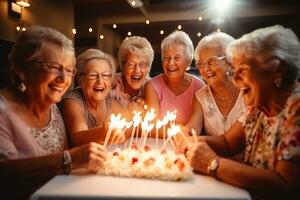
[207,158,219,177]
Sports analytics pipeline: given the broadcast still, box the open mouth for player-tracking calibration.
[206,72,216,78]
[131,75,142,82]
[93,87,105,93]
[167,68,178,72]
[241,87,251,96]
[49,85,65,92]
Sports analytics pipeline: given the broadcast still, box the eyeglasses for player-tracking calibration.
[125,61,148,70]
[82,71,112,81]
[32,61,76,77]
[196,56,226,69]
[163,55,184,63]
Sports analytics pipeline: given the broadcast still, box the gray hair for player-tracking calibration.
[227,25,300,87]
[161,30,194,62]
[118,36,154,72]
[75,49,116,84]
[8,25,75,86]
[195,32,235,61]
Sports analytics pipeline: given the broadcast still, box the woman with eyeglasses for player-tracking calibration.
[186,25,300,200]
[0,26,108,199]
[145,30,205,125]
[111,36,154,118]
[182,32,246,137]
[61,49,125,147]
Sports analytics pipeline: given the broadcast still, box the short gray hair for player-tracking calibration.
[75,49,116,84]
[227,25,300,87]
[8,25,75,86]
[161,30,194,62]
[118,36,154,72]
[195,32,235,61]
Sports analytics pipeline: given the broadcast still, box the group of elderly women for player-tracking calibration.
[0,24,299,200]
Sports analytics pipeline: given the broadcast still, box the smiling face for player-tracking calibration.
[24,42,74,105]
[80,59,112,103]
[196,47,227,87]
[123,53,149,90]
[231,57,275,109]
[162,44,190,80]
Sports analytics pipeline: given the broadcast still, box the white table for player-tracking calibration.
[31,139,251,199]
[30,174,251,200]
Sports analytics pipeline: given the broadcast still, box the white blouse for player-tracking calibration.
[196,85,247,136]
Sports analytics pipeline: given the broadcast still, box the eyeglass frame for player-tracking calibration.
[195,56,226,69]
[30,61,77,77]
[124,60,149,70]
[81,71,113,81]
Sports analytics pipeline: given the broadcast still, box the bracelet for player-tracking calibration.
[63,150,72,175]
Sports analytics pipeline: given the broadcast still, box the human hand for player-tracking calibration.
[186,142,219,175]
[173,126,196,153]
[69,142,108,174]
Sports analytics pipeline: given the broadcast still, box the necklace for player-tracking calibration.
[212,86,239,123]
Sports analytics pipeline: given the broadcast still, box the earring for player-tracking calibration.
[226,68,232,77]
[17,82,26,92]
[274,78,282,88]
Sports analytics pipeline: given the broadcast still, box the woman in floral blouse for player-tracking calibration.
[186,25,300,199]
[110,36,154,118]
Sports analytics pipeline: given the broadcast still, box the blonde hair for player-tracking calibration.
[227,25,300,87]
[195,32,234,61]
[118,36,154,73]
[161,30,194,62]
[8,25,75,87]
[75,49,116,84]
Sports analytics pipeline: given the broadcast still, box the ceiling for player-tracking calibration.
[73,0,300,54]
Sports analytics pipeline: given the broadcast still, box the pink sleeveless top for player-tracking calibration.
[150,74,205,124]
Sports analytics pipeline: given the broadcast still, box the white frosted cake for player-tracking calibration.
[98,144,193,181]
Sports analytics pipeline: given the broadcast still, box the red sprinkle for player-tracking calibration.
[132,157,138,164]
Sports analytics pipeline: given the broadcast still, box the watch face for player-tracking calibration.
[209,159,218,171]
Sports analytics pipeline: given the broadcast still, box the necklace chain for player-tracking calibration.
[212,86,238,122]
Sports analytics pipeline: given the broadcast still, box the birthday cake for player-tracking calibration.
[98,144,193,181]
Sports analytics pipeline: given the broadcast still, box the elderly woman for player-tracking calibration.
[111,36,154,115]
[61,49,124,147]
[186,25,300,199]
[185,32,246,136]
[0,26,107,199]
[145,30,205,125]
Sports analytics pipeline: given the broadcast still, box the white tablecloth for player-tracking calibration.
[31,139,251,200]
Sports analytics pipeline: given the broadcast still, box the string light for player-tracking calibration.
[89,27,93,32]
[197,32,201,37]
[217,28,221,32]
[160,30,164,35]
[16,26,21,31]
[146,20,150,24]
[72,28,76,35]
[113,24,117,29]
[128,31,132,36]
[198,16,203,21]
[131,0,136,6]
[177,25,182,30]
[100,35,104,39]
[22,27,26,31]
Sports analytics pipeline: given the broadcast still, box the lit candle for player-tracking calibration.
[142,123,154,147]
[191,128,198,143]
[155,120,163,149]
[103,114,119,148]
[129,111,141,148]
[162,115,169,143]
[160,124,180,152]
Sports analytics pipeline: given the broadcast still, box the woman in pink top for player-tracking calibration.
[145,31,205,125]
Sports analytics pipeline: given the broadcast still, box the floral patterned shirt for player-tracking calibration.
[240,85,300,169]
[110,73,149,107]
